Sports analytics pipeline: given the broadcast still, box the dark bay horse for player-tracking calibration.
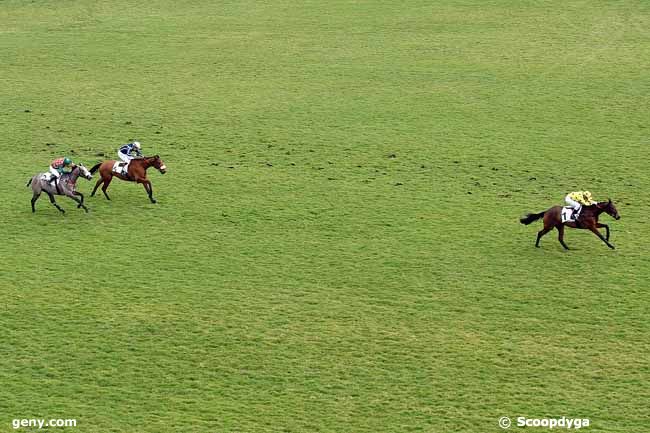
[27,164,93,213]
[520,199,621,250]
[89,155,166,203]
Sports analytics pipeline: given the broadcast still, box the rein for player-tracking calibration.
[138,156,159,171]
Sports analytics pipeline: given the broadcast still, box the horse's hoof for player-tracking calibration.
[151,200,157,204]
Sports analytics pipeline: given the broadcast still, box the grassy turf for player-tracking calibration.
[1,1,649,432]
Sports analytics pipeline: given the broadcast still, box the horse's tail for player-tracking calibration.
[520,211,545,225]
[26,178,32,187]
[90,162,102,174]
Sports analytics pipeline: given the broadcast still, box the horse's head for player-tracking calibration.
[150,155,167,174]
[599,199,620,220]
[77,164,93,180]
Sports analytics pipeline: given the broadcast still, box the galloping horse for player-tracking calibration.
[520,199,621,250]
[89,155,166,203]
[27,164,93,213]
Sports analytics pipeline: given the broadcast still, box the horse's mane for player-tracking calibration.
[583,200,612,215]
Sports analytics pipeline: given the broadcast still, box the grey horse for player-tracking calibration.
[26,164,93,213]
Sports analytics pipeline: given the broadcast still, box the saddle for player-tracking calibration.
[561,206,580,223]
[112,161,130,177]
[40,173,69,194]
[42,172,64,184]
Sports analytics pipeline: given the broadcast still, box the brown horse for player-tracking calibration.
[520,199,621,250]
[89,155,167,203]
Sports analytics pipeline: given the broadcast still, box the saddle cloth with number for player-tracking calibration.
[561,206,579,223]
[112,161,129,176]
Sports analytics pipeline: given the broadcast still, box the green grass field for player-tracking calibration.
[1,1,649,432]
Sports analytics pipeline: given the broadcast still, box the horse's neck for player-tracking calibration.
[586,204,603,216]
[63,171,79,183]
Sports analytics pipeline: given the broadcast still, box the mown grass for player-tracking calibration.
[1,1,649,432]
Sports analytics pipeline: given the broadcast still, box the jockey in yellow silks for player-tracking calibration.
[565,191,596,221]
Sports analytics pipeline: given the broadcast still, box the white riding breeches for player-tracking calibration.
[118,151,133,163]
[565,195,581,212]
[49,166,61,179]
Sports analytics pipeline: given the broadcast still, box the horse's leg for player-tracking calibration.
[136,178,156,203]
[144,180,156,204]
[101,175,113,200]
[74,191,84,208]
[587,224,615,249]
[46,191,65,214]
[534,213,555,248]
[556,224,570,250]
[596,223,610,241]
[91,177,103,197]
[68,193,89,213]
[535,225,553,248]
[31,192,41,213]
